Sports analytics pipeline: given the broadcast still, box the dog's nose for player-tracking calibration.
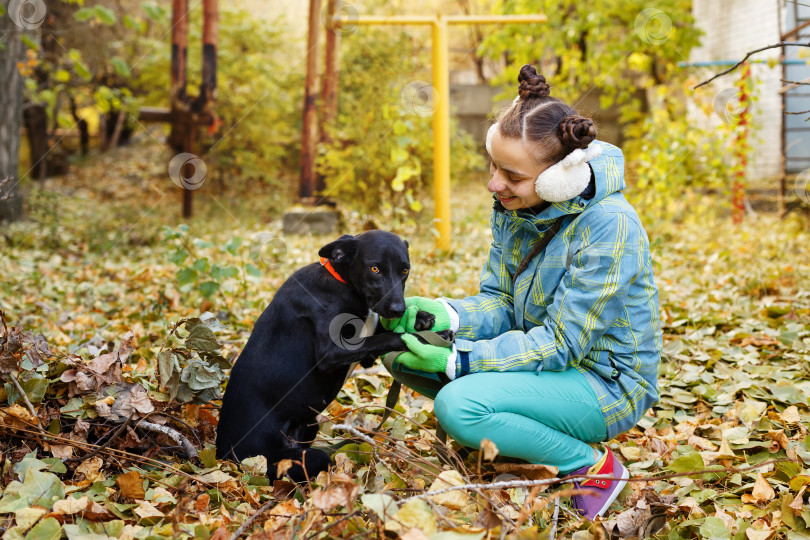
[387,302,405,318]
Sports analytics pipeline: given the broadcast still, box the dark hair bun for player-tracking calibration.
[517,64,550,100]
[558,115,596,150]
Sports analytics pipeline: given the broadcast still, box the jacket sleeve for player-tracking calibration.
[443,218,516,341]
[453,211,645,375]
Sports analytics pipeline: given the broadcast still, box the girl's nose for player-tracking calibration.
[488,171,506,193]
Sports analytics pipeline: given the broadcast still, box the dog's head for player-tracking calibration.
[318,230,411,318]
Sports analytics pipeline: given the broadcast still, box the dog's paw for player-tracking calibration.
[435,329,455,342]
[413,310,436,331]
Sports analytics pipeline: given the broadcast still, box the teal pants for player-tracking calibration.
[391,364,607,474]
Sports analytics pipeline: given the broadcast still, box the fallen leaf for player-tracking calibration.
[48,444,73,459]
[117,470,146,499]
[263,498,302,531]
[400,529,430,540]
[276,459,293,479]
[789,485,806,511]
[742,473,775,504]
[428,469,468,510]
[194,493,210,512]
[134,499,164,523]
[194,470,239,493]
[76,456,104,482]
[52,495,90,515]
[781,406,801,424]
[241,455,267,476]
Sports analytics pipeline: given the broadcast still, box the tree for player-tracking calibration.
[0,0,27,223]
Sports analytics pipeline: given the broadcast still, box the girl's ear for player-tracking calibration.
[318,235,358,263]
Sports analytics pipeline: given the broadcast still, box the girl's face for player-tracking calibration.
[487,130,550,210]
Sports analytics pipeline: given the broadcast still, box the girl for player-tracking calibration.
[384,64,662,520]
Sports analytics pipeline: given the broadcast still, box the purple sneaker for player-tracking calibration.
[564,448,629,520]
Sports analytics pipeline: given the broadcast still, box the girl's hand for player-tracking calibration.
[395,333,453,373]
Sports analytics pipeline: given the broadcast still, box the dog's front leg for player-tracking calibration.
[318,332,404,373]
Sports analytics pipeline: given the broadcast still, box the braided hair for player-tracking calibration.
[494,65,596,165]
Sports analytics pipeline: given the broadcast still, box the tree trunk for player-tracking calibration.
[0,0,26,223]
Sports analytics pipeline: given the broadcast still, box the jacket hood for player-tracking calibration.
[494,140,626,231]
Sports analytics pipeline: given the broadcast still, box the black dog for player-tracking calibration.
[216,230,434,482]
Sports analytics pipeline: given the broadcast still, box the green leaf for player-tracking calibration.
[21,35,38,51]
[184,324,220,352]
[24,517,62,540]
[245,264,262,277]
[170,249,189,264]
[224,237,242,255]
[141,2,166,22]
[361,493,398,522]
[157,351,180,389]
[665,452,705,477]
[198,281,220,297]
[199,448,217,469]
[74,7,96,22]
[111,57,131,78]
[210,265,238,281]
[54,70,71,83]
[699,516,731,540]
[94,5,117,25]
[176,268,197,285]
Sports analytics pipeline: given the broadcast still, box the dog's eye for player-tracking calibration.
[402,269,409,275]
[370,266,380,273]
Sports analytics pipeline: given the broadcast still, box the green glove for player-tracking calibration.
[381,297,451,333]
[395,333,453,373]
[380,305,420,333]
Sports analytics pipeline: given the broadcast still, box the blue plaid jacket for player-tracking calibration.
[445,141,662,439]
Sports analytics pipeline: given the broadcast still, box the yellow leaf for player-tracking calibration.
[428,469,468,510]
[386,499,436,536]
[781,406,800,424]
[76,456,104,482]
[117,470,146,500]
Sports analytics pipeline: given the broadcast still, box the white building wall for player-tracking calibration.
[690,0,783,180]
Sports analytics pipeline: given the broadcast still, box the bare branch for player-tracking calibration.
[136,419,198,458]
[401,458,791,502]
[694,42,810,89]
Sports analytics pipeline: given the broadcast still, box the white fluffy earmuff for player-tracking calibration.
[534,144,602,203]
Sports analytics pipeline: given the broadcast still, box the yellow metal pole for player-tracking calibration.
[432,16,451,252]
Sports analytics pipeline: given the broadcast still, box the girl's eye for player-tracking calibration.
[371,266,380,273]
[402,268,409,275]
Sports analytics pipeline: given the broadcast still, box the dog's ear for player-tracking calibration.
[403,239,409,250]
[318,235,358,263]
